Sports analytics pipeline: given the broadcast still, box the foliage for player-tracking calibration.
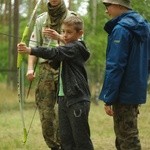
[132,0,150,21]
[0,18,28,82]
[84,1,108,83]
[0,24,10,81]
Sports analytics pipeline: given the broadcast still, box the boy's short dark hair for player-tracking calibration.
[63,16,84,32]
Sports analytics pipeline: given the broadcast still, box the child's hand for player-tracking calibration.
[104,105,114,116]
[43,28,60,40]
[17,42,31,54]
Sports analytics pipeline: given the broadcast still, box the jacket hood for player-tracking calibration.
[77,41,90,61]
[105,11,150,41]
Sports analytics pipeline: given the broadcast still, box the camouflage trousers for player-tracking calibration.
[35,62,60,149]
[113,103,141,150]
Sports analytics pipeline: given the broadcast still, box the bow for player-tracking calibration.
[17,0,42,144]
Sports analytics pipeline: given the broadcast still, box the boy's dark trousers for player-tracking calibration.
[58,97,94,150]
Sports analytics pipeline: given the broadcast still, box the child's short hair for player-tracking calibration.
[63,16,84,32]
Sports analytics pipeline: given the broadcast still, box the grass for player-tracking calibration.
[0,83,150,150]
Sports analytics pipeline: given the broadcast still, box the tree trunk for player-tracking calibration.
[88,0,97,34]
[68,0,73,10]
[7,0,12,87]
[11,0,19,90]
[92,0,97,33]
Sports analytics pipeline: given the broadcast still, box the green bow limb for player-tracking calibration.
[17,0,42,144]
[17,26,29,144]
[17,0,42,68]
[17,26,30,68]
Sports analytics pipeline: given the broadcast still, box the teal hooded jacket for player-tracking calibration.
[99,11,150,105]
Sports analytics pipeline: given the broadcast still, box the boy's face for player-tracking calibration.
[49,0,61,6]
[104,3,123,18]
[61,24,83,44]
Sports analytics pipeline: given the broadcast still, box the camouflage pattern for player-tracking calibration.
[113,103,141,150]
[35,63,60,148]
